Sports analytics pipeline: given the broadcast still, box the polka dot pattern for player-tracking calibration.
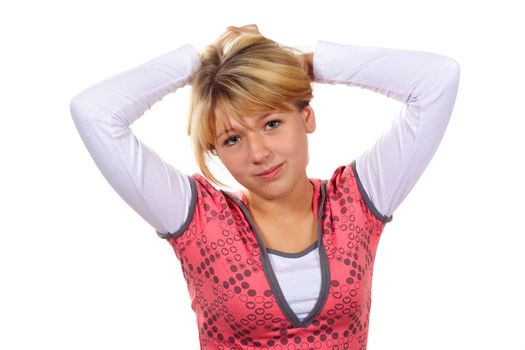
[167,164,387,349]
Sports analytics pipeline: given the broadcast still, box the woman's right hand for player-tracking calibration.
[298,52,314,82]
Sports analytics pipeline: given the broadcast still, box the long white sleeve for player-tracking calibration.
[70,44,201,236]
[313,40,460,218]
[69,40,459,240]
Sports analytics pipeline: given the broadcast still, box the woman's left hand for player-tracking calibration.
[298,52,314,82]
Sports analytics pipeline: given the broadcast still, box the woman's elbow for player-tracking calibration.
[69,92,93,122]
[439,55,461,91]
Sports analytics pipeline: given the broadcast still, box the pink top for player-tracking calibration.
[163,162,387,349]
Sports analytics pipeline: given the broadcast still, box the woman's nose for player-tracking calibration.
[248,134,271,163]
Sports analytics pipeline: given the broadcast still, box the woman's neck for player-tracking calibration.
[244,177,314,219]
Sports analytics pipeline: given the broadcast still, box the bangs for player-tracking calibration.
[210,91,296,146]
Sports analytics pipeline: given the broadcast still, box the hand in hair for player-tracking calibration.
[214,24,261,47]
[297,52,314,82]
[214,24,314,82]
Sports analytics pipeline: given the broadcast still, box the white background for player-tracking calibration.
[1,0,524,349]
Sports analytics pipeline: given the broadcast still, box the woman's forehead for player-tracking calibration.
[212,110,244,140]
[215,108,265,129]
[214,117,233,136]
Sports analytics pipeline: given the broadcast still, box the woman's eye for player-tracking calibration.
[266,120,281,130]
[224,136,240,146]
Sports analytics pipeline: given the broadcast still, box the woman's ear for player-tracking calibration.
[302,105,316,133]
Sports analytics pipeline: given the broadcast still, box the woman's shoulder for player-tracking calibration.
[325,162,358,190]
[190,173,246,210]
[325,162,392,224]
[164,173,244,242]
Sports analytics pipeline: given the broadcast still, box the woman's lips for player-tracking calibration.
[256,163,284,180]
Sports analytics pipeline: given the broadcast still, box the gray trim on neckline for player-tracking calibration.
[222,181,330,328]
[267,241,319,258]
[351,160,393,223]
[157,175,198,239]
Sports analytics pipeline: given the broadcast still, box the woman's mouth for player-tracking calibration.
[256,163,284,180]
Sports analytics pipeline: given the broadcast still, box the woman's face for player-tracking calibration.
[213,104,316,201]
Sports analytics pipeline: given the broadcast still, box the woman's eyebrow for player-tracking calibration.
[215,128,236,141]
[256,111,278,120]
[215,111,279,140]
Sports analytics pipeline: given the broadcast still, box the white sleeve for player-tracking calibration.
[69,43,201,237]
[313,40,460,218]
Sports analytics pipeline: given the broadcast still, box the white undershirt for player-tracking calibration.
[268,247,321,321]
[70,40,460,320]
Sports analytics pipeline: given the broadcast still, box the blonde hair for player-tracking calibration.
[188,32,313,185]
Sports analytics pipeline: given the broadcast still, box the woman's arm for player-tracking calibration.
[70,44,201,237]
[313,40,460,219]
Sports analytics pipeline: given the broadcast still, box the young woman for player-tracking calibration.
[70,25,460,350]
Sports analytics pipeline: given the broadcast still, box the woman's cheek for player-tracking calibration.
[223,152,245,175]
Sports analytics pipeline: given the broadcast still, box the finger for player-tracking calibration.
[228,24,259,35]
[239,24,259,33]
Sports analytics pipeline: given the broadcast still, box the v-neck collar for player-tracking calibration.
[221,179,330,328]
